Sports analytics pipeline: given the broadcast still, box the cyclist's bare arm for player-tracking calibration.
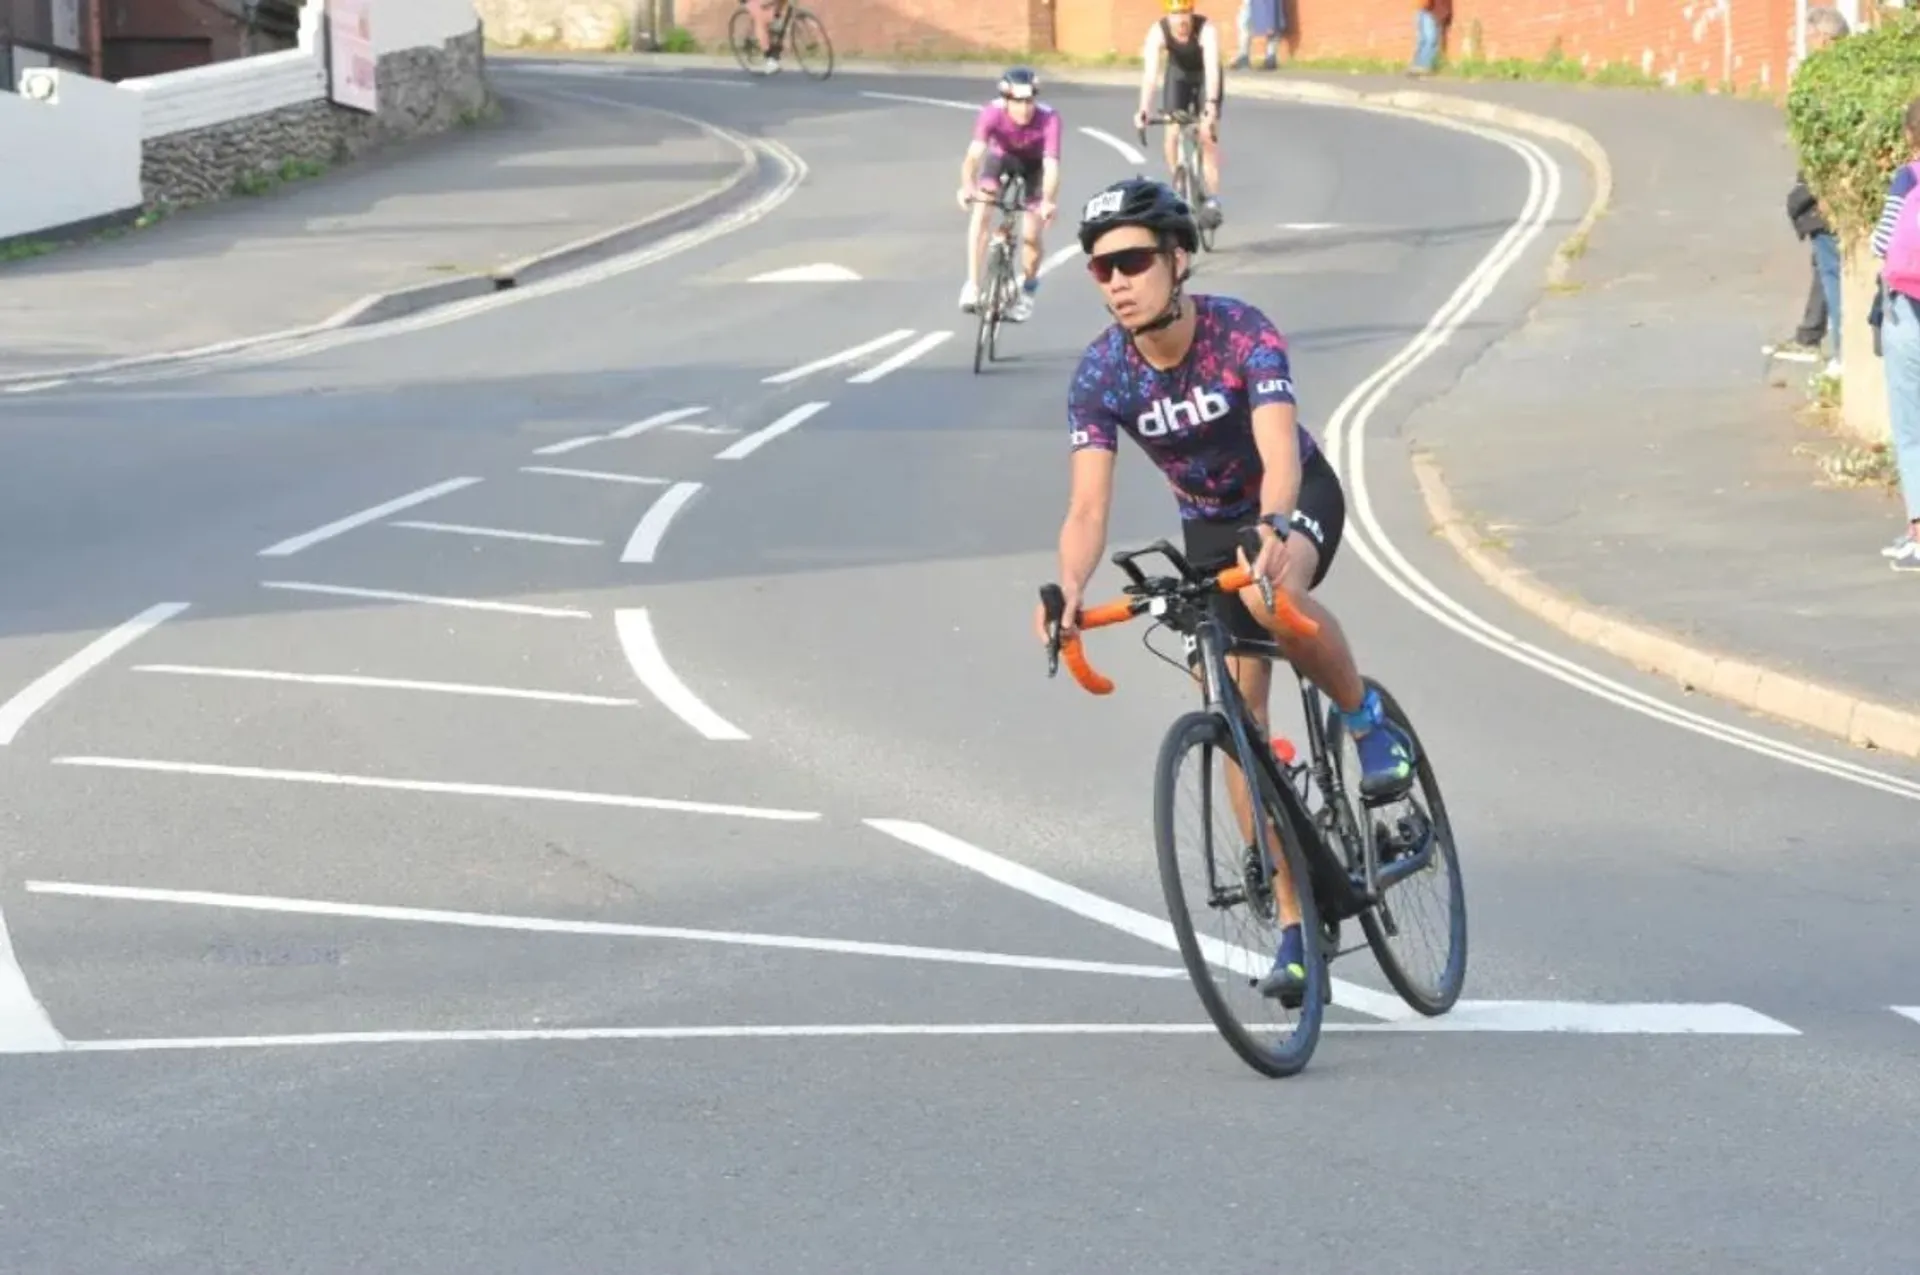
[1054,448,1115,632]
[1200,22,1223,113]
[1248,402,1303,532]
[1135,25,1165,122]
[1040,157,1061,210]
[957,138,987,204]
[960,139,986,185]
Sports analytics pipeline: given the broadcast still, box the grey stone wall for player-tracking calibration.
[140,27,495,210]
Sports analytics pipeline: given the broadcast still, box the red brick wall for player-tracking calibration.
[679,0,1051,56]
[690,0,1797,96]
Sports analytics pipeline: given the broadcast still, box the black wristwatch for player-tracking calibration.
[1259,512,1292,540]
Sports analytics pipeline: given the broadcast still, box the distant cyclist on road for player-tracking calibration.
[1038,176,1415,1003]
[1133,0,1224,227]
[956,66,1061,322]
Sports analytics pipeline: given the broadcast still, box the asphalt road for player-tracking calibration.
[2,64,1917,1273]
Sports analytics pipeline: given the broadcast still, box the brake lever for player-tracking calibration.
[1038,583,1066,677]
[1236,527,1276,614]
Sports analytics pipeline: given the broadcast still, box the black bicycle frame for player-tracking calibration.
[1110,540,1436,924]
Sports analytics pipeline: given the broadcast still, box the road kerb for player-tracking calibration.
[1410,450,1920,761]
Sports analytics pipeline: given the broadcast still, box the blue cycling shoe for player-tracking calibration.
[1257,923,1307,1007]
[1343,686,1417,804]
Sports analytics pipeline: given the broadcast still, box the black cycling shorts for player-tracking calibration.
[1163,71,1223,121]
[978,147,1045,211]
[1178,445,1346,660]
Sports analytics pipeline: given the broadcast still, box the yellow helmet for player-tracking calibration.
[1164,0,1195,12]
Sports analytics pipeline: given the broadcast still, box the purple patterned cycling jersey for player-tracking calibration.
[1068,294,1317,521]
[971,99,1062,161]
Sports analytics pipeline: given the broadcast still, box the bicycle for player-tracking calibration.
[965,171,1030,374]
[727,0,834,80]
[1137,109,1219,252]
[1038,534,1466,1077]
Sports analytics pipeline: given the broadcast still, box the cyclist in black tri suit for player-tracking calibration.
[1037,176,1417,1004]
[1133,0,1223,226]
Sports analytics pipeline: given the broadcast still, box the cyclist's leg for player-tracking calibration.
[962,149,1006,310]
[749,0,775,64]
[1007,158,1044,320]
[1159,71,1186,178]
[1233,449,1416,801]
[1016,158,1044,283]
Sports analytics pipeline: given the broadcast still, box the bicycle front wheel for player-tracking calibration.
[786,9,834,79]
[1154,710,1326,1078]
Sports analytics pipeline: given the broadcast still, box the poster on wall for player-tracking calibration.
[327,0,378,113]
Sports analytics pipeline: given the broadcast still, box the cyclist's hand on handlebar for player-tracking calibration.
[1036,198,1057,226]
[1239,529,1288,593]
[955,185,974,211]
[1132,108,1149,131]
[1034,583,1082,647]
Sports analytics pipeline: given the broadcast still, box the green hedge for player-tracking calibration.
[1787,9,1920,246]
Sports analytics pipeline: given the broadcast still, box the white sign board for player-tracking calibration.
[327,0,377,113]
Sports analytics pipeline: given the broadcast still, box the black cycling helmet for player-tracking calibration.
[998,65,1039,99]
[1076,176,1198,256]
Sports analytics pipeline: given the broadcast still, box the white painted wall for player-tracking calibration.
[120,48,327,140]
[374,0,482,55]
[6,0,483,241]
[0,68,143,241]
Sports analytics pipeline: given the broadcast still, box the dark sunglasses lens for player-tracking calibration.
[1087,248,1157,282]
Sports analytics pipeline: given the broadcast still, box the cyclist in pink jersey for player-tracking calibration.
[956,66,1062,322]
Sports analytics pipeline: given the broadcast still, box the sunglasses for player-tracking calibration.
[1086,246,1162,283]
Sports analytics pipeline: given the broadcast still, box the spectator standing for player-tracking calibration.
[1870,95,1920,571]
[1775,8,1850,371]
[1409,0,1450,75]
[1229,0,1283,70]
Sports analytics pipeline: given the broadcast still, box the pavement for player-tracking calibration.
[0,84,750,379]
[2,61,1918,1272]
[1258,73,1920,754]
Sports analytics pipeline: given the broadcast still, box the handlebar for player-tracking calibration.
[1136,109,1203,144]
[1039,531,1320,696]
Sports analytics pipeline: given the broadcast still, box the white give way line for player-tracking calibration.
[616,608,747,740]
[24,880,1187,981]
[764,331,950,387]
[0,601,188,745]
[864,820,1801,1035]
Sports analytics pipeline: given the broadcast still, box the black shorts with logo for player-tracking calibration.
[978,147,1045,211]
[1163,70,1223,121]
[1178,445,1346,659]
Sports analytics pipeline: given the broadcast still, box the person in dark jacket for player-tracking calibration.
[1785,171,1842,368]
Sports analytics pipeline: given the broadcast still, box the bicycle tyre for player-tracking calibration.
[726,7,760,72]
[1185,146,1217,253]
[1324,678,1467,1016]
[1153,709,1326,1078]
[787,9,834,79]
[972,241,1002,374]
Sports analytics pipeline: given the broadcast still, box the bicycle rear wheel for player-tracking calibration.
[786,9,834,79]
[1325,678,1467,1015]
[1154,709,1327,1078]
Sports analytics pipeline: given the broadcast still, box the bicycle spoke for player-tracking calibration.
[1155,712,1324,1077]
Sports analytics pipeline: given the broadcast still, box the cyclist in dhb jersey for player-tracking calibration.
[1134,0,1224,226]
[1039,176,1416,1004]
[956,66,1062,322]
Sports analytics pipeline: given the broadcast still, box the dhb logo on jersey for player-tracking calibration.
[1136,385,1230,437]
